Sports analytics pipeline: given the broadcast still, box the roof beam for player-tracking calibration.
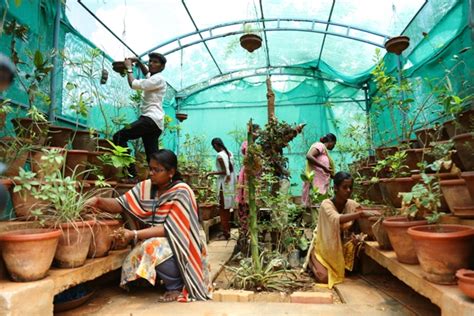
[180,0,223,74]
[259,0,271,69]
[316,0,336,68]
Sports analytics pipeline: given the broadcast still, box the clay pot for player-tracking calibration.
[88,219,120,258]
[412,172,458,212]
[11,118,50,146]
[461,172,474,200]
[55,221,94,268]
[30,147,66,177]
[440,178,474,217]
[71,130,98,151]
[400,139,420,149]
[11,183,48,219]
[175,113,188,122]
[292,196,302,205]
[357,216,375,240]
[100,69,108,84]
[383,216,428,264]
[415,126,448,147]
[408,225,474,284]
[47,126,73,147]
[0,228,61,281]
[112,61,126,75]
[97,139,114,151]
[384,36,410,55]
[443,109,474,138]
[199,204,214,221]
[452,133,474,171]
[456,269,474,299]
[405,148,433,171]
[0,137,29,177]
[380,177,416,208]
[375,146,397,160]
[113,182,135,197]
[64,149,89,180]
[359,166,376,179]
[240,34,262,52]
[369,216,392,250]
[85,151,105,180]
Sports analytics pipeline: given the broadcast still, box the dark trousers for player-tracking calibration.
[112,116,161,177]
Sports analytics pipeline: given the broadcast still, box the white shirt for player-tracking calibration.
[131,72,167,131]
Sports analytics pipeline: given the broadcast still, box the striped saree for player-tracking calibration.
[116,180,212,301]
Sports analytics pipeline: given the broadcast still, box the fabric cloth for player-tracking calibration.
[236,141,248,205]
[305,198,360,288]
[215,150,235,209]
[116,180,212,301]
[112,115,161,177]
[302,142,332,206]
[131,72,167,131]
[155,256,184,291]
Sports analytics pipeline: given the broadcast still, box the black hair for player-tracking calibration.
[0,54,15,84]
[150,149,182,182]
[148,52,167,65]
[333,171,352,188]
[211,137,234,173]
[320,133,337,143]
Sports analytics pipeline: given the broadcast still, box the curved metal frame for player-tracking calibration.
[139,18,390,58]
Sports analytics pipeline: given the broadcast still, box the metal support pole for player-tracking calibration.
[396,54,407,138]
[363,84,373,156]
[470,0,474,41]
[48,0,62,122]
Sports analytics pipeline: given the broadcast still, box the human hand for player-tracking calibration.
[128,56,139,63]
[124,59,132,69]
[360,210,381,218]
[85,197,99,212]
[112,227,133,244]
[225,175,231,184]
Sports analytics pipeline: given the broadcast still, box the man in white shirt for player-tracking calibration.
[113,52,167,182]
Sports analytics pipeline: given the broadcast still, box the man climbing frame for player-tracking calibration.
[113,53,167,182]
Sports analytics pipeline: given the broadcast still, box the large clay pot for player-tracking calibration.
[440,179,474,218]
[461,172,474,200]
[11,183,48,219]
[11,117,50,146]
[71,130,98,151]
[443,108,474,138]
[408,225,474,284]
[88,219,120,258]
[47,126,73,147]
[97,139,114,151]
[359,166,376,179]
[0,228,61,281]
[55,221,94,268]
[456,269,474,299]
[383,216,428,264]
[405,148,433,171]
[199,203,214,221]
[415,126,448,147]
[411,172,458,212]
[0,137,29,177]
[65,149,89,180]
[452,132,474,171]
[369,216,392,250]
[380,177,416,208]
[375,146,397,160]
[85,151,106,180]
[30,147,66,177]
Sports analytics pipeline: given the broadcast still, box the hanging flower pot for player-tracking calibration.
[384,36,410,55]
[175,112,188,122]
[240,34,262,53]
[112,61,126,76]
[100,69,109,84]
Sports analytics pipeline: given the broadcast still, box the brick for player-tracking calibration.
[290,291,334,304]
[214,289,254,302]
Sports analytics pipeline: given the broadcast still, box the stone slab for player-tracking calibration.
[0,249,129,316]
[207,239,236,282]
[201,216,220,243]
[335,277,389,305]
[290,291,333,304]
[365,241,474,316]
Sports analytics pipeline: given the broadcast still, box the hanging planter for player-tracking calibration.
[112,61,127,76]
[384,36,410,55]
[240,34,262,53]
[175,112,188,122]
[100,69,109,84]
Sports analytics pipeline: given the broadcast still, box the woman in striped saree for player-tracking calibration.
[86,149,211,302]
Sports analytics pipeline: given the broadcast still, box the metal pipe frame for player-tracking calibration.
[140,17,390,58]
[316,0,335,69]
[48,0,62,122]
[258,0,271,68]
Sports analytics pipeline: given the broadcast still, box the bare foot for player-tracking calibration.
[158,290,181,303]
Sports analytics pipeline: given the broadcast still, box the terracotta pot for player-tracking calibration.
[452,133,474,171]
[456,269,474,299]
[359,166,375,179]
[405,148,433,171]
[0,228,61,281]
[11,117,50,146]
[97,139,114,151]
[412,172,458,212]
[384,36,410,55]
[357,216,375,240]
[240,34,262,52]
[408,225,474,284]
[55,221,94,268]
[360,181,384,204]
[440,178,474,217]
[415,126,448,147]
[11,183,48,219]
[375,146,397,160]
[71,130,98,151]
[64,149,89,180]
[380,177,416,208]
[88,219,120,258]
[443,109,474,138]
[383,216,428,264]
[461,172,474,200]
[113,183,135,197]
[112,61,126,75]
[199,204,214,221]
[400,139,421,149]
[30,147,66,177]
[292,196,302,205]
[0,137,29,177]
[369,216,392,250]
[85,151,105,180]
[47,126,73,147]
[175,113,188,122]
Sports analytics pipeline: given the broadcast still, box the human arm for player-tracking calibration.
[207,157,227,177]
[124,59,135,88]
[119,225,166,244]
[306,147,331,174]
[339,209,379,224]
[128,56,149,76]
[86,196,124,214]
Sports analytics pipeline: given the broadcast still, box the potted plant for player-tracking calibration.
[11,106,50,146]
[384,36,410,55]
[0,136,32,177]
[47,125,73,148]
[87,218,120,258]
[97,141,135,182]
[71,128,98,152]
[456,269,474,299]
[239,24,262,53]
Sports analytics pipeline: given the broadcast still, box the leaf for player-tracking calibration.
[33,50,43,68]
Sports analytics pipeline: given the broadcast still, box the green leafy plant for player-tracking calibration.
[373,151,409,179]
[98,140,135,177]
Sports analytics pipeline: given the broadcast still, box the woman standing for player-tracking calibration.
[302,133,337,207]
[207,138,235,240]
[304,172,379,288]
[86,149,211,302]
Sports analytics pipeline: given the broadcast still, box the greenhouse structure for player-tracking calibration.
[0,0,472,315]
